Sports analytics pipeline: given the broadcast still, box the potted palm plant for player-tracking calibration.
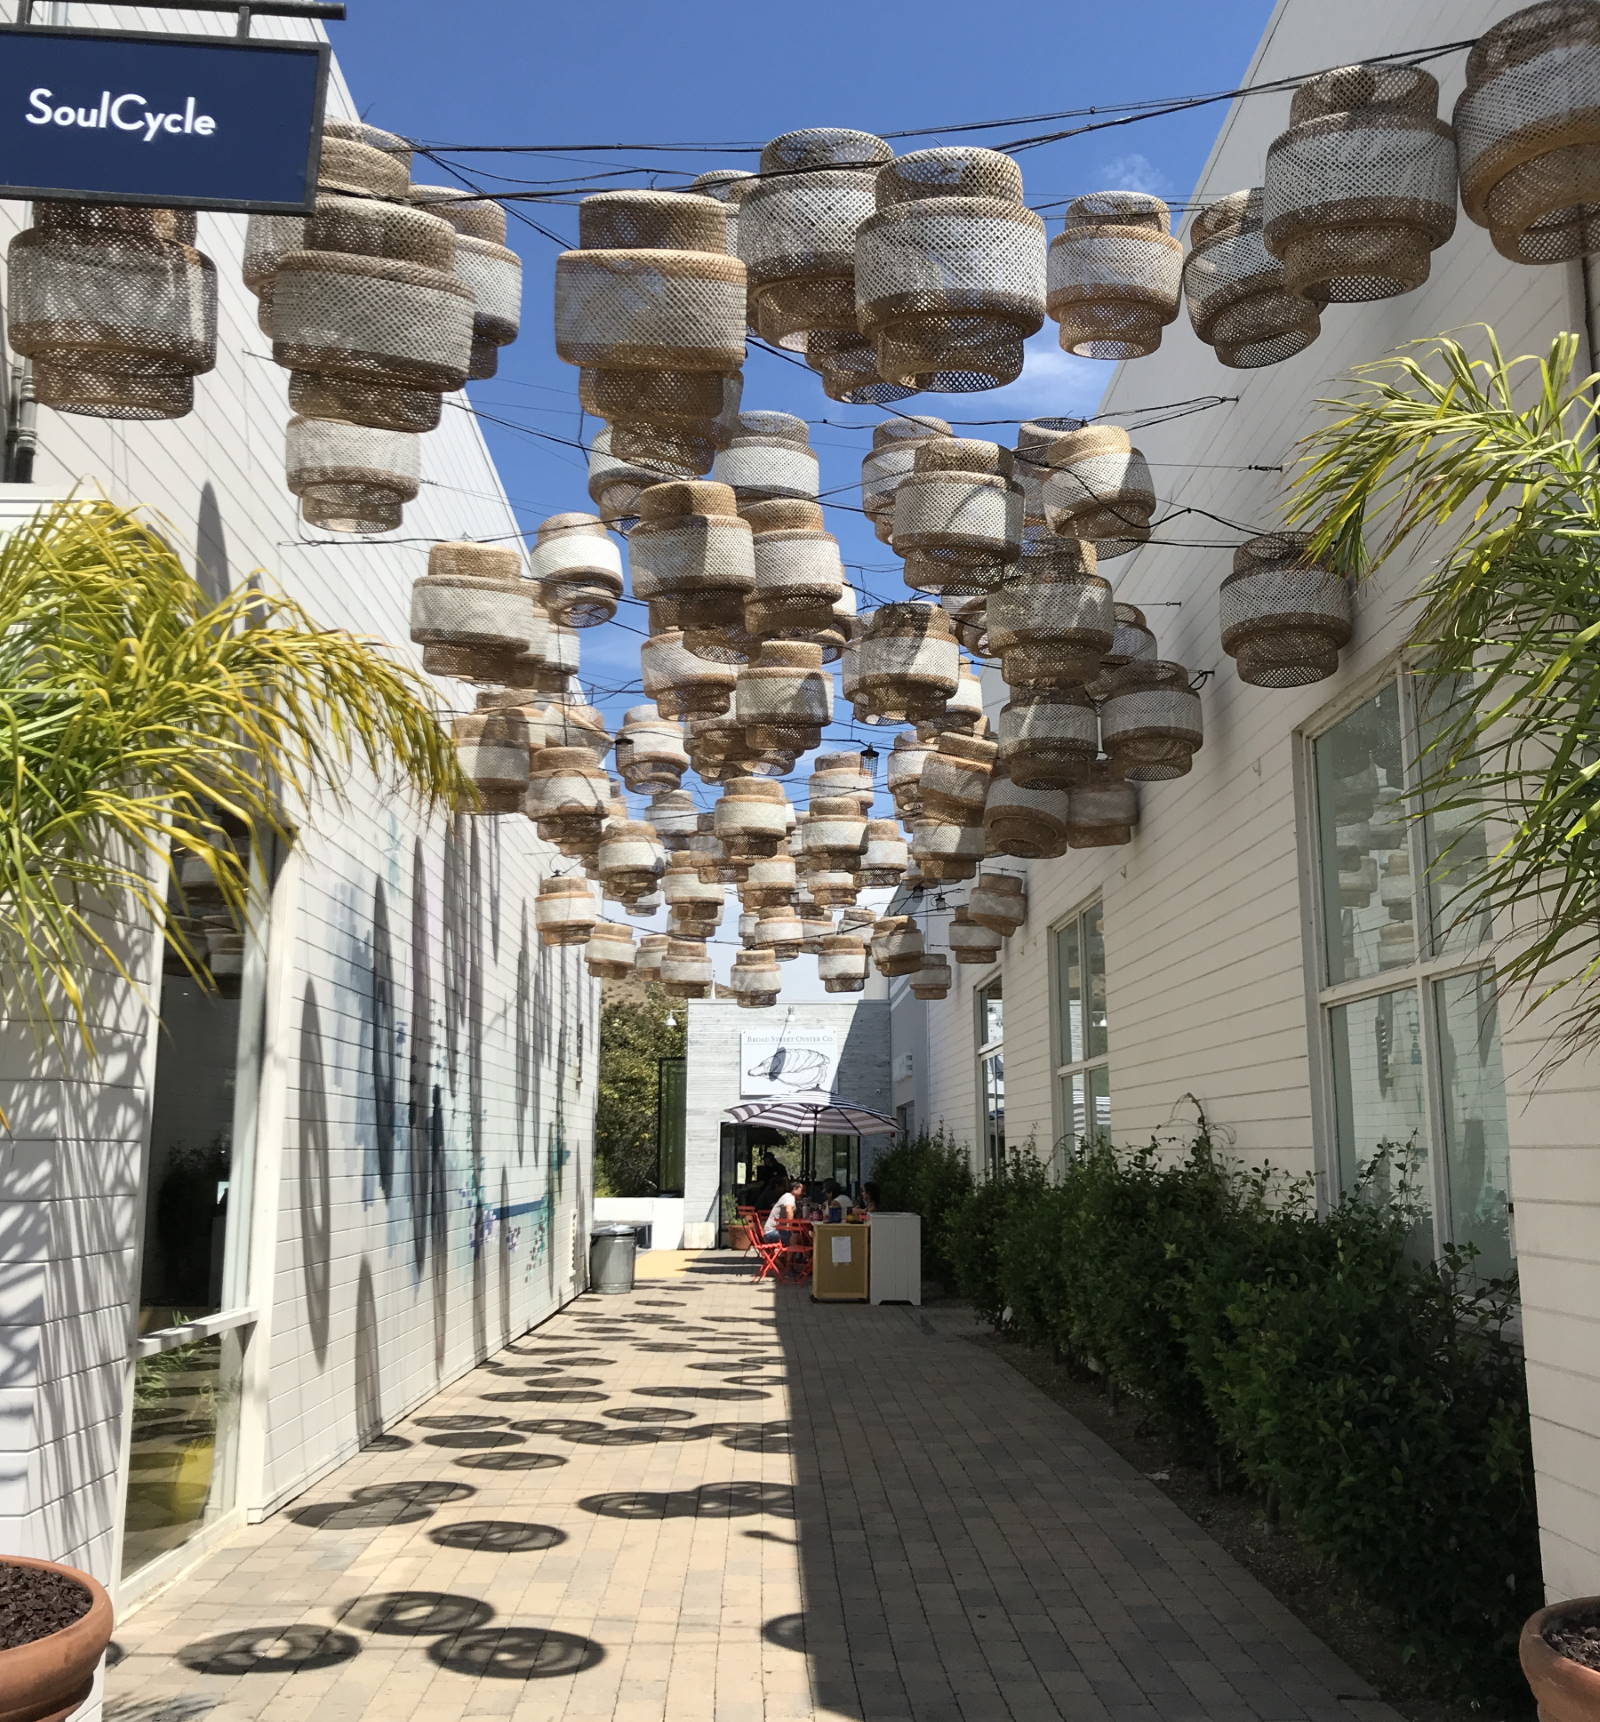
[0,1557,113,1722]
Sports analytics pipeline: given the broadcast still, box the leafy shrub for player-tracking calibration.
[870,1131,973,1285]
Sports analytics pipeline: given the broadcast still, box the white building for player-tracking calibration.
[0,2,596,1628]
[899,0,1600,1604]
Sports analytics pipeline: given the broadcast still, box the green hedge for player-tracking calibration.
[911,1135,1540,1705]
[869,1131,972,1287]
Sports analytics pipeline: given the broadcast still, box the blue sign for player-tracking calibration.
[0,26,329,213]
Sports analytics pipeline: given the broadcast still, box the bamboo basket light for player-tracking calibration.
[800,797,868,870]
[910,818,986,883]
[660,937,714,998]
[1013,417,1087,525]
[996,687,1098,790]
[1221,531,1354,688]
[918,733,998,825]
[1185,190,1324,368]
[988,554,1115,690]
[615,704,690,792]
[732,948,782,1008]
[744,498,846,645]
[805,327,918,405]
[752,905,805,960]
[714,777,790,858]
[688,712,771,782]
[536,875,599,947]
[810,751,874,806]
[1262,64,1457,303]
[861,415,953,543]
[895,447,1024,600]
[664,850,726,922]
[1065,761,1140,847]
[949,906,1003,965]
[818,933,869,993]
[1085,602,1159,699]
[8,203,218,420]
[631,479,756,636]
[597,818,666,902]
[871,915,926,978]
[915,664,986,741]
[527,746,609,847]
[410,540,540,683]
[243,208,304,336]
[855,602,961,723]
[686,813,729,884]
[983,770,1071,859]
[739,854,798,910]
[287,416,420,534]
[734,641,832,753]
[711,411,820,505]
[688,169,756,255]
[648,789,700,851]
[1455,4,1600,263]
[1100,661,1203,782]
[531,511,624,629]
[888,731,937,815]
[539,695,612,764]
[858,820,910,888]
[635,932,670,980]
[909,956,954,1000]
[452,709,532,814]
[798,904,834,953]
[587,426,689,523]
[805,870,860,909]
[586,921,637,980]
[857,147,1046,392]
[941,591,990,657]
[411,183,522,379]
[967,871,1026,936]
[641,628,738,719]
[1047,192,1183,360]
[1040,425,1155,558]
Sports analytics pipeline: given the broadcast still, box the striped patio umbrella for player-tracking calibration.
[725,1093,900,1136]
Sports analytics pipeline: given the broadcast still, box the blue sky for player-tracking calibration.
[336,0,1277,741]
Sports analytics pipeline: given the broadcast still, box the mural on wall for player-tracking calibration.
[741,1027,841,1097]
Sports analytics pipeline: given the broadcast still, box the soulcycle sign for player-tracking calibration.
[0,26,329,213]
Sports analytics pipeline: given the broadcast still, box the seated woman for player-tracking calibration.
[860,1182,881,1213]
[819,1180,849,1222]
[763,1179,806,1242]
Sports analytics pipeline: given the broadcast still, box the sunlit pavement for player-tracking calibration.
[107,1253,1401,1722]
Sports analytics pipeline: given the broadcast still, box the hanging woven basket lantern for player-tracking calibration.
[649,788,701,850]
[539,625,582,695]
[949,907,1003,965]
[988,554,1114,690]
[1040,426,1155,558]
[810,751,875,807]
[1380,850,1413,918]
[855,820,908,888]
[941,592,990,658]
[893,438,1024,597]
[968,871,1026,937]
[243,208,305,336]
[452,709,532,814]
[918,734,998,825]
[1012,417,1087,526]
[871,916,925,978]
[984,771,1071,859]
[1066,761,1140,847]
[557,189,747,473]
[752,905,805,961]
[857,147,1047,392]
[1221,531,1354,688]
[1100,661,1203,782]
[635,932,670,981]
[410,540,540,683]
[660,937,714,999]
[862,416,953,544]
[714,777,790,859]
[686,813,730,884]
[539,695,611,763]
[1047,192,1184,360]
[527,746,609,847]
[856,602,961,724]
[739,854,798,910]
[1085,602,1159,699]
[640,628,737,719]
[740,128,892,348]
[804,870,860,909]
[908,955,954,1001]
[838,903,878,936]
[411,184,522,379]
[798,904,835,953]
[735,641,832,754]
[888,731,937,816]
[663,851,726,923]
[1378,920,1417,971]
[711,411,820,506]
[597,818,666,903]
[286,417,420,533]
[999,688,1099,790]
[615,704,690,792]
[801,798,868,871]
[1262,64,1457,303]
[910,819,986,883]
[1337,854,1377,908]
[818,933,869,993]
[587,427,690,524]
[687,169,756,255]
[536,876,599,948]
[631,479,756,637]
[688,712,773,782]
[1185,190,1324,368]
[8,203,218,420]
[744,499,846,646]
[804,327,918,405]
[531,512,624,629]
[732,949,782,1008]
[1455,4,1600,263]
[915,664,986,741]
[585,921,637,981]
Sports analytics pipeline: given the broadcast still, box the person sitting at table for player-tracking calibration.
[860,1182,881,1213]
[764,1180,805,1242]
[820,1180,848,1221]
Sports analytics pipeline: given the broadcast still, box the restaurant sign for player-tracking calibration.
[740,1027,840,1098]
[0,26,328,212]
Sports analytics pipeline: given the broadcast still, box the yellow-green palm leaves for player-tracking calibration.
[1290,330,1600,1060]
[0,499,468,1045]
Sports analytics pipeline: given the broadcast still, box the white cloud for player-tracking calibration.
[970,330,1111,421]
[1093,152,1174,200]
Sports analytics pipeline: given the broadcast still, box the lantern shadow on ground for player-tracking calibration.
[481,1387,609,1403]
[577,1481,796,1520]
[427,1520,568,1552]
[414,1414,506,1430]
[428,1627,604,1680]
[176,1626,362,1676]
[453,1449,568,1471]
[338,1592,495,1637]
[632,1384,771,1401]
[423,1429,527,1448]
[763,1613,808,1653]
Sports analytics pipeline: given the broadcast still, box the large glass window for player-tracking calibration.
[1310,675,1512,1279]
[976,977,1005,1173]
[1053,902,1110,1151]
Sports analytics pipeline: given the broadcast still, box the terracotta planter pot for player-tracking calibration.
[1521,1596,1600,1722]
[725,1224,753,1253]
[0,1556,113,1722]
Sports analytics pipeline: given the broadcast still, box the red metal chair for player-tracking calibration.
[747,1222,786,1284]
[778,1219,814,1284]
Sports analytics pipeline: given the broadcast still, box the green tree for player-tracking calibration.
[595,987,685,1197]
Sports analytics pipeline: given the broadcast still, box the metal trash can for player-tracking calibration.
[589,1223,638,1295]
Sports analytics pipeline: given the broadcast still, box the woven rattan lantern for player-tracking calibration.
[732,949,782,1008]
[810,752,874,807]
[909,956,954,1001]
[1040,426,1155,558]
[688,169,756,254]
[411,184,522,379]
[686,813,729,884]
[649,788,701,849]
[1100,661,1203,782]
[918,734,998,825]
[597,818,666,903]
[410,541,539,682]
[536,876,598,948]
[984,772,1071,859]
[1013,417,1086,524]
[631,480,755,638]
[664,851,725,923]
[798,903,835,953]
[585,921,637,980]
[740,129,892,348]
[858,820,910,888]
[531,512,623,629]
[893,438,1024,596]
[805,328,917,406]
[715,777,790,859]
[941,592,990,658]
[287,417,420,533]
[871,916,925,978]
[242,207,304,336]
[1221,531,1354,688]
[557,190,746,472]
[735,642,832,754]
[688,712,770,783]
[856,603,961,724]
[1262,65,1457,303]
[857,147,1046,391]
[8,204,217,420]
[910,819,985,883]
[635,932,670,980]
[889,732,936,815]
[527,747,609,847]
[744,499,846,645]
[615,705,690,792]
[1456,4,1600,263]
[660,937,714,999]
[988,557,1114,690]
[752,905,805,960]
[818,934,869,993]
[1065,762,1140,848]
[453,709,532,814]
[861,416,953,543]
[539,695,611,763]
[1086,602,1159,700]
[640,628,737,719]
[587,427,687,523]
[916,664,986,741]
[998,688,1098,789]
[1185,190,1324,368]
[805,870,860,909]
[801,798,868,870]
[1047,192,1183,360]
[739,854,798,910]
[949,907,1003,965]
[712,411,820,505]
[967,871,1026,937]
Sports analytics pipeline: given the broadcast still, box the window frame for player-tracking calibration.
[1050,897,1110,1157]
[974,973,1005,1174]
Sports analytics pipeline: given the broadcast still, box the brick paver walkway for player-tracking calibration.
[109,1254,1401,1722]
